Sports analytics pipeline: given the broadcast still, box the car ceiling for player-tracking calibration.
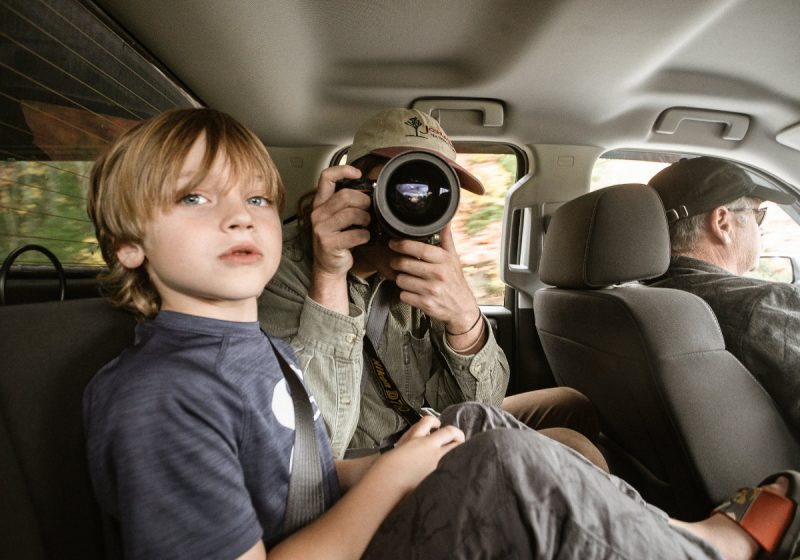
[95,0,800,185]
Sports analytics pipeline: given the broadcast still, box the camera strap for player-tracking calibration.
[265,333,326,535]
[362,281,423,427]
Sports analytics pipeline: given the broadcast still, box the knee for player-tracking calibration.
[439,402,526,440]
[547,387,601,440]
[551,386,593,412]
[463,428,552,465]
[458,430,574,491]
[538,427,610,473]
[439,401,495,424]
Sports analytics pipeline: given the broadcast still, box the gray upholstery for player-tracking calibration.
[540,184,670,288]
[0,298,135,559]
[535,184,800,520]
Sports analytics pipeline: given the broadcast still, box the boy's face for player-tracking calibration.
[116,134,282,321]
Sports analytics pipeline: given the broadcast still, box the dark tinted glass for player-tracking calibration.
[1,0,198,267]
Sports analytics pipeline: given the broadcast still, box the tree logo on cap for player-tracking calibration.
[404,117,427,138]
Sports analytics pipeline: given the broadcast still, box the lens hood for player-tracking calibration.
[373,151,460,241]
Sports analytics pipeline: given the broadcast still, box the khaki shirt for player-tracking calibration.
[259,222,510,458]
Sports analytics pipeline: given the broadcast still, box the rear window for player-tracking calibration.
[1,0,198,268]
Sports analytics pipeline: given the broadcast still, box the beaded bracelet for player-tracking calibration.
[445,310,482,336]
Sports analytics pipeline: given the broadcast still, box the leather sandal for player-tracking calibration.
[711,470,800,559]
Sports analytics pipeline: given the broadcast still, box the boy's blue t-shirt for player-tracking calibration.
[84,311,340,559]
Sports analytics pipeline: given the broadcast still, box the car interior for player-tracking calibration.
[2,0,799,557]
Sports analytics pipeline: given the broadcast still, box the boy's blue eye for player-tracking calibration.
[180,193,209,205]
[247,196,271,207]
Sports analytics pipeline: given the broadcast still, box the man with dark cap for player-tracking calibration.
[646,156,799,438]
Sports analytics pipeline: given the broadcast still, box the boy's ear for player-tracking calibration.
[116,242,146,269]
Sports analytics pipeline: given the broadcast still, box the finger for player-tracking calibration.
[314,206,372,236]
[394,273,435,298]
[408,416,442,437]
[438,223,457,254]
[389,255,436,279]
[388,238,443,263]
[395,416,442,447]
[314,165,361,207]
[427,425,465,446]
[311,190,371,228]
[321,228,371,251]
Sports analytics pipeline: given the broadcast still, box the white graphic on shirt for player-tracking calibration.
[272,378,295,430]
[273,368,320,423]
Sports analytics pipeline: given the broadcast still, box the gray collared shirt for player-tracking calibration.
[259,222,509,458]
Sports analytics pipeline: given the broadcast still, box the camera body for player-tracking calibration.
[335,151,460,245]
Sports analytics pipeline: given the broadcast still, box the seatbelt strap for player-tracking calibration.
[267,335,325,534]
[361,281,422,427]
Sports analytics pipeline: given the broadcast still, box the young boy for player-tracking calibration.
[84,108,798,560]
[84,108,465,558]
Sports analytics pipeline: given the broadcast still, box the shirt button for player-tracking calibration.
[346,334,356,344]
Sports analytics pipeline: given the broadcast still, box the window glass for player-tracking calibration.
[453,147,520,305]
[1,0,198,268]
[746,201,800,283]
[593,150,800,284]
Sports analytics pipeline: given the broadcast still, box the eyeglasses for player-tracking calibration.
[730,207,767,226]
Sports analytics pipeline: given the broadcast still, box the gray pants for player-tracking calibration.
[364,402,723,560]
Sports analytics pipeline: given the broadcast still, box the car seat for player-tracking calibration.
[533,183,800,520]
[0,297,135,559]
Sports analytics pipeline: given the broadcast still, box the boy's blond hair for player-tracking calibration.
[87,108,285,319]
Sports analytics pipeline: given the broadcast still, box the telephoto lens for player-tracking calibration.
[373,151,460,244]
[335,151,460,244]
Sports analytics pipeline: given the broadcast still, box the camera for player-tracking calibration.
[335,151,460,245]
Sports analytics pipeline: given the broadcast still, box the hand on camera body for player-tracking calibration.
[307,165,373,313]
[310,165,372,279]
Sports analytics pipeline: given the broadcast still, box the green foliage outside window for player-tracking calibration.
[0,161,101,267]
[453,152,518,305]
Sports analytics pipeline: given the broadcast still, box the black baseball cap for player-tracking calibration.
[648,156,796,223]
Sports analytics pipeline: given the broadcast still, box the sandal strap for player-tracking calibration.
[713,487,795,553]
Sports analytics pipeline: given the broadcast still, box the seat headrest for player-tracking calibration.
[539,183,670,288]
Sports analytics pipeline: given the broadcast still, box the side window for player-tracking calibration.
[453,145,522,305]
[592,150,800,284]
[1,0,198,270]
[334,143,524,305]
[747,201,800,283]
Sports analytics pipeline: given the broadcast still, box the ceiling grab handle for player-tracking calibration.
[654,107,750,141]
[411,99,504,127]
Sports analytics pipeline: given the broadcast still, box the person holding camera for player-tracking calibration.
[259,108,606,468]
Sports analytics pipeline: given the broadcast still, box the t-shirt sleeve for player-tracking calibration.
[107,373,263,560]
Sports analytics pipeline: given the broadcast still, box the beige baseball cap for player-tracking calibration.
[348,108,484,195]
